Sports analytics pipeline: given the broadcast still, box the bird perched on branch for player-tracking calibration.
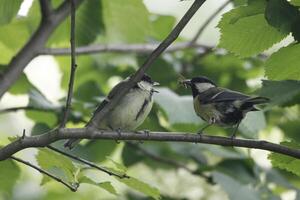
[64,74,159,149]
[181,76,269,137]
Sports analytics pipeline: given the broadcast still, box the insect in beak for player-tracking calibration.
[180,79,191,88]
[151,88,159,93]
[153,82,160,86]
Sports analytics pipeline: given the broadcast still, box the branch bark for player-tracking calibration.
[60,0,77,128]
[0,128,299,161]
[39,42,212,55]
[0,0,83,99]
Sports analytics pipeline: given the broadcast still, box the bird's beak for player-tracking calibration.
[180,79,191,88]
[153,82,160,86]
[151,88,159,93]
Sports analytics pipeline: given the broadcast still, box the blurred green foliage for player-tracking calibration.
[1,0,300,199]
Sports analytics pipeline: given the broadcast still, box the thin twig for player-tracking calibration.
[127,142,212,182]
[0,106,56,114]
[1,128,300,161]
[11,156,78,192]
[88,0,207,128]
[39,42,212,55]
[190,0,230,44]
[60,0,77,128]
[47,145,129,178]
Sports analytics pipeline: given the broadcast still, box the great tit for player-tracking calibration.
[181,76,269,137]
[64,74,159,149]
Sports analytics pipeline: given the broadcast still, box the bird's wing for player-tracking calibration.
[92,80,129,115]
[200,87,249,104]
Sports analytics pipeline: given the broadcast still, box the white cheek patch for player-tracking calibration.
[195,83,215,93]
[137,81,152,92]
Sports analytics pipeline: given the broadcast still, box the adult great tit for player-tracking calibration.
[181,76,269,137]
[64,74,159,149]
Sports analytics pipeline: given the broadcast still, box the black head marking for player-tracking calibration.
[188,76,217,97]
[190,76,216,86]
[141,74,154,84]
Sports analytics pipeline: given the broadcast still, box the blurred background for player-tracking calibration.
[0,0,299,199]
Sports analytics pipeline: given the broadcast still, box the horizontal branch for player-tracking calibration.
[0,128,299,161]
[39,42,212,55]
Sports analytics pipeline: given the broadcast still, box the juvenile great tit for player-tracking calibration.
[64,74,159,149]
[181,76,269,137]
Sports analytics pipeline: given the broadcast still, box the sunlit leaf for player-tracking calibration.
[9,73,34,94]
[117,177,161,200]
[268,141,300,177]
[102,0,151,43]
[265,43,300,80]
[36,149,77,184]
[0,160,20,194]
[79,176,118,195]
[218,1,287,57]
[0,0,22,25]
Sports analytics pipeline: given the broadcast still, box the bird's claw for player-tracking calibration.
[115,128,122,144]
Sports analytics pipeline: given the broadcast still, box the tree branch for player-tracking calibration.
[0,0,83,99]
[47,145,129,178]
[88,0,207,128]
[1,128,300,161]
[60,0,77,128]
[11,156,78,192]
[39,42,212,55]
[190,0,230,44]
[39,0,53,20]
[0,106,59,114]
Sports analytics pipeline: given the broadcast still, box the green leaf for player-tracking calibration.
[259,80,300,106]
[31,123,51,136]
[150,15,176,40]
[218,1,287,57]
[102,0,151,43]
[79,177,118,195]
[239,111,266,139]
[117,177,161,200]
[74,80,103,102]
[0,0,22,25]
[279,120,300,142]
[265,0,300,33]
[28,89,58,110]
[213,171,260,200]
[36,149,77,184]
[0,160,20,194]
[9,73,34,94]
[268,141,300,177]
[107,157,127,173]
[290,0,300,6]
[48,0,104,46]
[265,43,300,80]
[26,110,57,127]
[154,88,202,125]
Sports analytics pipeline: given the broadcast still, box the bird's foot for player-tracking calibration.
[115,128,122,144]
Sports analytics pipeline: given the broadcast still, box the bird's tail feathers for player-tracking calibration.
[244,96,270,105]
[64,139,80,149]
